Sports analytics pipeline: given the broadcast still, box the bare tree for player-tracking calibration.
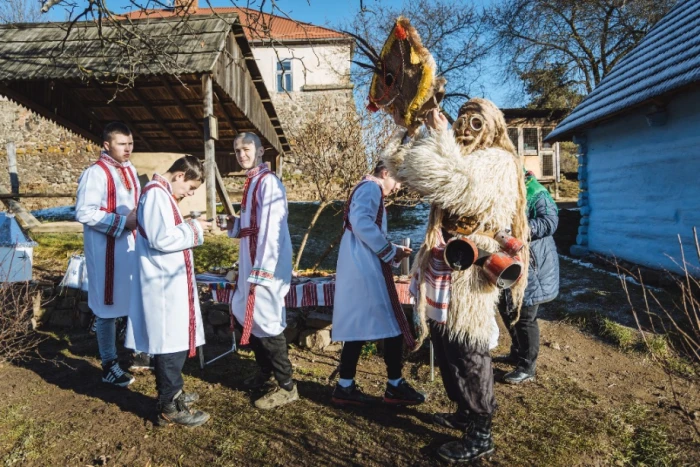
[34,1,329,92]
[0,0,43,23]
[487,0,675,97]
[287,104,395,270]
[617,228,700,437]
[345,0,491,115]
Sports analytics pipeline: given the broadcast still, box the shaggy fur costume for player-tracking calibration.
[384,98,529,349]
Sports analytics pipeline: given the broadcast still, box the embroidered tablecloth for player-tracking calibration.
[196,274,413,308]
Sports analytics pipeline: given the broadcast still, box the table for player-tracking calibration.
[196,273,414,307]
[194,273,420,372]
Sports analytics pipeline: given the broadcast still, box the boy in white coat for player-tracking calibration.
[125,156,212,427]
[331,162,425,407]
[219,132,297,410]
[75,122,139,387]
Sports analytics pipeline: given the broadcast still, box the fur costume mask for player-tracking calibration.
[349,17,447,128]
[383,98,529,349]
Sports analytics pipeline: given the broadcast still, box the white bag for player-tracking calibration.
[60,254,86,290]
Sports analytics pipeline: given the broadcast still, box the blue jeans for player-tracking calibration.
[95,317,118,366]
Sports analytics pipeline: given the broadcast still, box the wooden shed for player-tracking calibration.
[503,108,569,186]
[546,0,700,274]
[0,14,291,217]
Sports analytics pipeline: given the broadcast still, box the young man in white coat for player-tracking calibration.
[75,122,140,387]
[221,132,296,410]
[331,162,426,407]
[125,156,212,427]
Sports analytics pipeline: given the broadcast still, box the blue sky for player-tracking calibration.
[47,0,516,106]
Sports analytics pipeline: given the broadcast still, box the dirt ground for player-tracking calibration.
[2,259,699,466]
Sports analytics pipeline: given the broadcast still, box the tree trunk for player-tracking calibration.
[311,229,345,271]
[294,200,330,270]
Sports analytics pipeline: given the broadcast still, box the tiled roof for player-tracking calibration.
[126,6,349,43]
[546,0,700,142]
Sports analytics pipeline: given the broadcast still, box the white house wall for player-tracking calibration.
[251,43,352,93]
[585,87,700,274]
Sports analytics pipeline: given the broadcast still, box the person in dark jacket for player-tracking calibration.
[495,170,559,384]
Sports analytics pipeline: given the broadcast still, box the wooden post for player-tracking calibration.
[7,142,19,194]
[202,74,216,220]
[400,237,411,276]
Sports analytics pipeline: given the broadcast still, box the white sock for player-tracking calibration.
[338,378,354,388]
[388,377,403,387]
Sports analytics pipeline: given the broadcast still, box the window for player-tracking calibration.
[276,60,292,92]
[507,128,519,151]
[523,128,538,152]
[542,127,554,149]
[542,153,554,177]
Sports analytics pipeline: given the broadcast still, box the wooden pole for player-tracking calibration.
[203,74,216,220]
[7,142,18,194]
[400,237,411,276]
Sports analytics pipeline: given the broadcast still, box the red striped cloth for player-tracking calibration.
[197,276,412,308]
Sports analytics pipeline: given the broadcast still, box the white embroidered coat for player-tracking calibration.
[228,164,293,338]
[125,174,205,355]
[332,177,402,342]
[75,154,140,319]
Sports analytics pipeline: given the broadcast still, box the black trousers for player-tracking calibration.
[154,350,188,405]
[430,321,496,417]
[339,334,404,380]
[498,298,540,372]
[247,331,294,386]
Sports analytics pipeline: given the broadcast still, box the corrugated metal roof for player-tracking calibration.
[126,7,349,42]
[0,213,36,247]
[546,0,700,142]
[0,15,230,80]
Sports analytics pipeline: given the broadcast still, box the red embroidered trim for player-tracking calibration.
[95,160,117,306]
[99,152,133,192]
[239,170,273,346]
[138,177,198,358]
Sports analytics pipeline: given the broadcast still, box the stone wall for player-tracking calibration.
[0,98,98,211]
[0,87,356,210]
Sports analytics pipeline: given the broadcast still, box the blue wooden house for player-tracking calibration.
[546,0,700,275]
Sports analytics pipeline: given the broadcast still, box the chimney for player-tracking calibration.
[174,0,198,14]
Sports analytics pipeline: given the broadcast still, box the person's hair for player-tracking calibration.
[103,122,132,143]
[233,132,263,150]
[373,160,387,175]
[166,155,204,182]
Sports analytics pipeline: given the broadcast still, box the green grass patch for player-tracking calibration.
[33,233,84,273]
[0,405,56,466]
[608,403,680,466]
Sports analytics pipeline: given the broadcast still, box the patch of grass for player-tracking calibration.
[597,316,638,351]
[360,342,377,359]
[496,376,607,465]
[608,403,679,466]
[0,405,55,466]
[193,234,239,273]
[32,233,83,273]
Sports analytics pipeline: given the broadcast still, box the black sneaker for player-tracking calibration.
[129,353,154,373]
[242,371,275,390]
[157,391,210,428]
[102,360,135,388]
[432,412,470,431]
[383,379,426,406]
[332,382,375,407]
[503,368,535,384]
